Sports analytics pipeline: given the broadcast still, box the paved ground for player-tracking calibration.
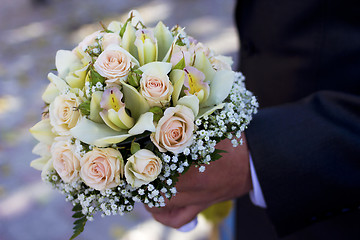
[0,0,238,239]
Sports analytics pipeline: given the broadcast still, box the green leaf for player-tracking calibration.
[128,72,140,87]
[172,56,186,70]
[99,21,113,33]
[72,204,82,212]
[69,204,88,240]
[120,13,134,38]
[149,106,163,122]
[130,140,141,155]
[89,66,105,85]
[144,142,154,151]
[120,21,128,38]
[72,212,84,218]
[78,101,91,115]
[210,149,227,161]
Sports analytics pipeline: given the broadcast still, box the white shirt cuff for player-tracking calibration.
[249,154,267,208]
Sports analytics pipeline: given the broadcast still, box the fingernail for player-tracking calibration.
[177,217,198,232]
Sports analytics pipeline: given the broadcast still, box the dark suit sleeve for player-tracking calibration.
[245,90,360,236]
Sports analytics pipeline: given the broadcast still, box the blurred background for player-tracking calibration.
[0,0,239,239]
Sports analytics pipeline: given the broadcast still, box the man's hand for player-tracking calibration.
[145,135,252,229]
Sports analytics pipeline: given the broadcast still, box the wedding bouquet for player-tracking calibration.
[29,10,258,239]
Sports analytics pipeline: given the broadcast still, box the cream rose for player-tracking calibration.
[49,93,81,135]
[151,105,195,154]
[94,46,132,83]
[80,147,123,191]
[76,30,102,52]
[140,73,173,107]
[101,33,122,50]
[51,139,81,183]
[125,149,162,188]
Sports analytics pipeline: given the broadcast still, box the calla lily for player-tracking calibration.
[55,50,83,79]
[29,118,56,145]
[134,29,158,66]
[65,64,88,89]
[42,82,59,104]
[70,116,153,147]
[128,112,155,135]
[201,70,235,107]
[197,103,225,119]
[121,82,150,119]
[89,91,103,123]
[47,73,69,94]
[122,23,138,58]
[193,51,216,84]
[177,95,200,117]
[139,61,172,76]
[162,32,181,62]
[169,69,186,105]
[31,156,51,171]
[30,142,51,171]
[107,21,122,34]
[184,66,210,104]
[100,87,135,131]
[129,10,144,28]
[154,21,174,60]
[70,117,129,147]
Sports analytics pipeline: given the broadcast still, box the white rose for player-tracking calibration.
[49,93,81,135]
[140,72,173,107]
[80,147,123,191]
[125,149,162,188]
[151,105,195,154]
[51,139,81,183]
[94,45,133,84]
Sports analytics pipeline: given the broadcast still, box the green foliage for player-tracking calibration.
[99,21,114,33]
[130,140,141,155]
[172,56,185,70]
[89,66,105,86]
[210,149,227,161]
[78,101,91,115]
[69,204,88,240]
[149,106,164,122]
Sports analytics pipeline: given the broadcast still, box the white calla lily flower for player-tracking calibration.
[55,50,82,79]
[29,118,56,145]
[176,95,200,117]
[201,70,235,107]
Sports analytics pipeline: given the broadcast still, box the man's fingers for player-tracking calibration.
[150,205,203,229]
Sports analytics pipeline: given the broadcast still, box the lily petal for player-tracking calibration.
[128,112,155,135]
[139,61,172,76]
[177,95,200,117]
[55,50,82,79]
[154,21,174,60]
[197,103,225,119]
[169,69,185,105]
[201,70,235,107]
[65,65,88,89]
[47,73,69,94]
[42,82,59,104]
[30,156,51,171]
[122,23,138,58]
[89,91,103,123]
[193,51,216,83]
[29,118,56,145]
[121,82,150,119]
[70,117,128,146]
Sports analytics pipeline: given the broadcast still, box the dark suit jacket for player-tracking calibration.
[235,0,360,239]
